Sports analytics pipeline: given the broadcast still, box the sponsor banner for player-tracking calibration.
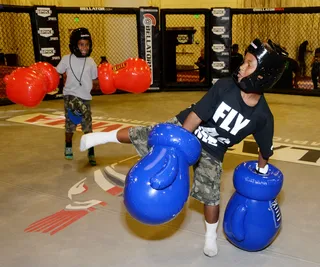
[7,113,320,167]
[6,113,155,131]
[33,6,61,65]
[138,7,160,90]
[210,8,232,82]
[79,7,113,12]
[253,8,285,12]
[176,33,194,44]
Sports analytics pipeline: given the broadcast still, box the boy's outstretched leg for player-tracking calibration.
[80,128,132,151]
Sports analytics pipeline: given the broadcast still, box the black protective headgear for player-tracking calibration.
[233,38,288,94]
[69,28,92,58]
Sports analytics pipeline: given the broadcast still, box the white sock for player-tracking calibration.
[80,130,120,151]
[203,220,219,257]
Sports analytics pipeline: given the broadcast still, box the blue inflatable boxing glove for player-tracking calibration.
[223,161,284,251]
[124,123,201,225]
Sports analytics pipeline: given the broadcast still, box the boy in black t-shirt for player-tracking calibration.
[79,39,287,257]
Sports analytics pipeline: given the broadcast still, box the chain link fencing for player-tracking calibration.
[161,11,210,88]
[0,10,35,104]
[57,12,139,94]
[58,13,139,66]
[1,6,320,106]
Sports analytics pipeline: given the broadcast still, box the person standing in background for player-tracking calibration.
[55,28,98,166]
[311,47,320,90]
[195,48,206,82]
[298,41,312,77]
[230,44,244,74]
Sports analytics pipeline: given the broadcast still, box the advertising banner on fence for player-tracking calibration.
[138,7,161,90]
[210,8,232,84]
[33,6,61,66]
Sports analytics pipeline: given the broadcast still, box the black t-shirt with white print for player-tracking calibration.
[176,77,274,162]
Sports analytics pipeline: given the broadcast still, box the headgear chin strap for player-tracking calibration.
[233,38,288,94]
[69,28,93,58]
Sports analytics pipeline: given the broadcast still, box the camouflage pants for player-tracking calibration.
[129,117,223,206]
[64,95,92,133]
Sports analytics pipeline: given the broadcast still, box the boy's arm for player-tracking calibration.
[257,151,268,167]
[253,113,274,174]
[182,111,202,133]
[55,56,67,74]
[93,78,99,86]
[91,61,99,86]
[256,151,269,174]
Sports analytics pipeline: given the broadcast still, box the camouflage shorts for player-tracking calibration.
[190,150,222,206]
[128,117,180,157]
[64,95,92,133]
[129,117,223,206]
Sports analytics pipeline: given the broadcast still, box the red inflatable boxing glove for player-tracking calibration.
[98,63,116,94]
[29,62,60,93]
[98,58,151,94]
[113,58,151,93]
[4,67,47,107]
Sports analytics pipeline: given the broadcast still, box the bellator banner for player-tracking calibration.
[32,6,61,66]
[138,7,160,90]
[210,8,232,84]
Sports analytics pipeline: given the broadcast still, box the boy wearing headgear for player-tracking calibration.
[56,28,98,166]
[80,38,287,255]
